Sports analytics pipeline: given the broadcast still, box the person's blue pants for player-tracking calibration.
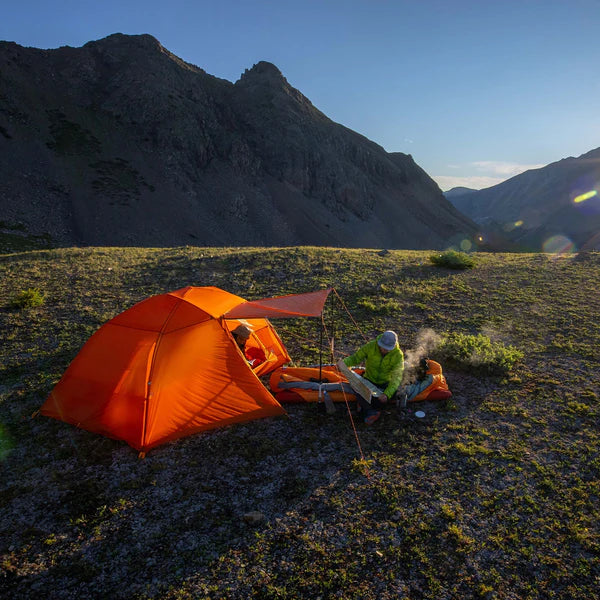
[355,384,387,417]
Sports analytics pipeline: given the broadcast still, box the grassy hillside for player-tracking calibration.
[1,246,599,599]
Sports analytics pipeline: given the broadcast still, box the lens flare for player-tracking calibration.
[503,220,524,232]
[574,190,597,204]
[460,239,472,251]
[542,235,576,255]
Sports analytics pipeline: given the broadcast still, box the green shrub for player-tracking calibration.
[356,298,377,312]
[357,297,401,314]
[436,332,523,375]
[430,250,475,270]
[9,288,45,309]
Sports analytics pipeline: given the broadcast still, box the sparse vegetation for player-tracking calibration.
[8,287,45,309]
[1,246,599,599]
[45,109,101,156]
[430,249,476,269]
[436,332,524,375]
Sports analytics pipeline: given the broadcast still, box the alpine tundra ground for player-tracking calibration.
[1,245,599,599]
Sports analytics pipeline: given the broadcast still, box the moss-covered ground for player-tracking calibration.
[1,246,599,599]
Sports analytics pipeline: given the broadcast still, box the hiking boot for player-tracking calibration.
[364,411,381,425]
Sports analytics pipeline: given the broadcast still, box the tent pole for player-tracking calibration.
[331,291,336,362]
[319,318,323,381]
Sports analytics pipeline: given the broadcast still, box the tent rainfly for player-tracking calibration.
[41,286,332,453]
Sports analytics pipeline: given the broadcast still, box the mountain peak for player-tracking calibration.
[248,61,283,76]
[0,35,477,250]
[237,61,287,87]
[84,33,162,51]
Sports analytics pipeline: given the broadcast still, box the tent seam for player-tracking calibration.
[141,298,183,450]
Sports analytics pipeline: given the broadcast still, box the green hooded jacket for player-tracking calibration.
[343,334,404,398]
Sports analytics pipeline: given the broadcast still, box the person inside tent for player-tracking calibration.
[342,330,404,425]
[231,323,266,369]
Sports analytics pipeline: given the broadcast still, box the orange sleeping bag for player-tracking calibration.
[269,365,361,403]
[410,360,452,402]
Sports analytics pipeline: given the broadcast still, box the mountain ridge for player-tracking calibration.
[448,149,600,251]
[444,186,478,198]
[0,33,477,249]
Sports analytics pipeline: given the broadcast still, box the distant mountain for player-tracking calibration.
[448,149,600,251]
[443,186,478,199]
[0,33,477,249]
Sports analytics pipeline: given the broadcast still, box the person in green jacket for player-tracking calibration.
[343,330,404,424]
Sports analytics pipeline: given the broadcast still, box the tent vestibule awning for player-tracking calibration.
[224,288,332,320]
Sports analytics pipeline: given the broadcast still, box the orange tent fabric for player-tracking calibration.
[41,286,330,452]
[224,289,332,319]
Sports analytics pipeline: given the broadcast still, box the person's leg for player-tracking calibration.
[400,376,434,404]
[355,394,370,414]
[350,383,386,423]
[363,387,386,424]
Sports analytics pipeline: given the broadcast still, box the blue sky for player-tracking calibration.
[3,0,600,190]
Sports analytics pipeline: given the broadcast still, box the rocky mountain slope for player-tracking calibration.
[448,149,600,251]
[0,33,477,249]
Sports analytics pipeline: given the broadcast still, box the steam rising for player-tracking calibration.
[403,328,442,383]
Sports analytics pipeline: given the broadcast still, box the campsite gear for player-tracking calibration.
[40,286,332,453]
[396,390,408,409]
[337,358,391,423]
[408,359,451,402]
[322,390,336,415]
[415,411,426,418]
[268,365,357,415]
[269,365,354,403]
[336,359,382,404]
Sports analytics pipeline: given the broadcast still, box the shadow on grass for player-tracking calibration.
[0,394,363,599]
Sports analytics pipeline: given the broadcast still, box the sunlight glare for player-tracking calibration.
[503,220,524,232]
[542,235,576,255]
[573,190,597,204]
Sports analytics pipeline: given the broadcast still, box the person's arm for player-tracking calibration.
[383,353,404,399]
[343,342,369,367]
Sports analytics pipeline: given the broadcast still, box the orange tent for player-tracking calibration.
[41,286,331,453]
